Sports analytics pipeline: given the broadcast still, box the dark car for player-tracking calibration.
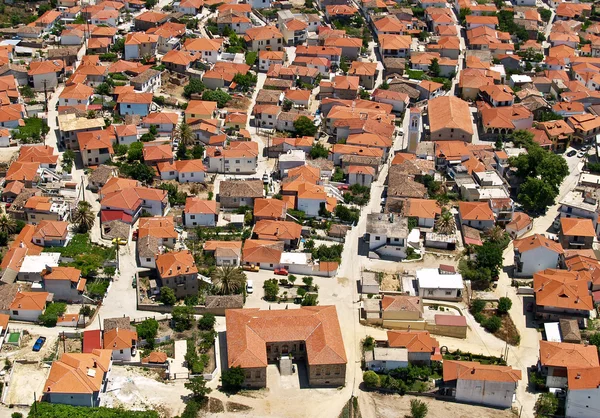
[567,150,577,157]
[33,336,46,352]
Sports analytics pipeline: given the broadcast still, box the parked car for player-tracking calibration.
[132,277,137,288]
[132,230,139,241]
[243,264,259,272]
[578,151,586,158]
[567,150,577,157]
[262,173,269,184]
[33,337,46,352]
[246,280,254,294]
[274,268,288,276]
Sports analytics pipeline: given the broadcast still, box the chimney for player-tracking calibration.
[471,368,476,374]
[93,360,97,368]
[576,373,581,379]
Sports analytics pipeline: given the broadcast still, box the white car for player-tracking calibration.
[246,280,254,294]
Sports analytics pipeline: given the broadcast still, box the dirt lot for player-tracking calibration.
[1,333,58,362]
[4,361,49,406]
[380,273,399,292]
[57,337,83,356]
[367,393,515,418]
[101,365,189,417]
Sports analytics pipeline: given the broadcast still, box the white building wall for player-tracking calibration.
[418,287,461,300]
[59,97,90,107]
[455,378,516,409]
[366,359,408,371]
[178,171,205,183]
[111,348,133,361]
[515,246,560,277]
[139,254,156,269]
[124,44,140,60]
[566,388,600,418]
[185,212,215,227]
[33,73,59,91]
[10,309,43,322]
[141,199,165,216]
[297,198,321,217]
[118,134,138,146]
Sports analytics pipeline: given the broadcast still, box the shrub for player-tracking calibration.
[263,279,279,302]
[470,299,486,314]
[497,297,512,314]
[172,306,194,332]
[362,336,375,351]
[198,313,216,331]
[136,318,159,342]
[483,316,502,333]
[160,287,176,305]
[38,302,67,327]
[221,366,245,391]
[363,370,380,388]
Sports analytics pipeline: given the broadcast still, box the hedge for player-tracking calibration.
[29,402,159,418]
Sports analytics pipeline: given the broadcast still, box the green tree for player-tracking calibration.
[282,98,293,112]
[191,145,204,159]
[363,370,380,388]
[470,299,487,314]
[294,116,317,137]
[127,141,144,162]
[160,287,177,305]
[301,293,318,306]
[589,332,600,348]
[518,177,557,213]
[172,305,194,332]
[184,376,211,400]
[72,201,95,232]
[198,313,216,331]
[309,143,328,159]
[211,266,246,295]
[95,82,112,96]
[136,318,159,342]
[475,241,503,277]
[245,51,257,66]
[111,37,125,53]
[232,73,257,92]
[539,8,552,23]
[302,276,313,289]
[535,393,558,417]
[497,297,512,315]
[202,89,231,108]
[263,279,279,301]
[434,210,455,235]
[114,143,128,156]
[120,162,155,183]
[20,85,34,99]
[183,78,205,98]
[176,142,188,160]
[429,58,441,77]
[409,399,428,418]
[174,122,195,147]
[459,7,472,25]
[339,56,349,74]
[221,366,245,391]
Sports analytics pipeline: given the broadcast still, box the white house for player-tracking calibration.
[114,124,138,145]
[58,83,94,107]
[60,29,84,45]
[444,360,521,409]
[184,197,218,227]
[559,190,600,236]
[348,165,375,187]
[7,292,50,322]
[458,201,495,230]
[566,367,600,418]
[403,198,441,228]
[0,128,11,147]
[296,182,331,218]
[206,142,259,174]
[158,159,206,183]
[183,38,223,64]
[372,89,410,113]
[365,347,408,372]
[117,92,152,117]
[365,213,409,260]
[513,234,563,277]
[103,328,137,361]
[416,268,463,301]
[250,0,271,9]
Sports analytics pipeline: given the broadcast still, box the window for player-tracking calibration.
[375,236,380,241]
[190,215,196,219]
[12,310,18,315]
[427,290,434,296]
[120,350,124,354]
[255,371,261,379]
[235,160,240,163]
[146,258,151,262]
[445,290,452,295]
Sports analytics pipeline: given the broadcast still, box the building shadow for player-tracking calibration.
[357,236,370,257]
[217,330,228,375]
[521,296,538,329]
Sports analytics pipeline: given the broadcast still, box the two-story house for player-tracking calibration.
[155,250,199,298]
[513,234,563,277]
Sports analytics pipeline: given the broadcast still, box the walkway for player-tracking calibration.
[169,340,188,379]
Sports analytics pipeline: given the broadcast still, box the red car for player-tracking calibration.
[274,268,289,276]
[132,230,139,241]
[337,185,349,191]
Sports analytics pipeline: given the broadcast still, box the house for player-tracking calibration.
[242,239,284,270]
[379,34,412,58]
[77,129,115,167]
[100,186,169,222]
[183,38,223,64]
[347,166,375,187]
[134,11,169,31]
[43,349,112,407]
[204,240,242,266]
[259,50,285,72]
[0,103,25,129]
[147,22,186,54]
[225,306,347,388]
[428,96,474,142]
[371,89,409,113]
[24,196,69,224]
[156,250,198,298]
[43,266,85,303]
[185,100,218,123]
[458,201,495,230]
[280,17,308,46]
[567,113,600,142]
[538,341,599,388]
[364,213,409,260]
[58,83,94,107]
[130,69,162,93]
[244,26,284,52]
[219,180,264,208]
[416,268,463,301]
[28,60,64,91]
[117,92,153,117]
[558,190,600,236]
[103,327,138,361]
[142,113,178,134]
[323,37,362,61]
[565,366,600,418]
[177,0,203,15]
[534,269,593,324]
[538,119,574,152]
[387,330,442,365]
[513,234,563,277]
[253,220,302,248]
[348,61,378,90]
[161,49,197,74]
[253,198,287,221]
[560,218,595,249]
[183,198,218,227]
[364,347,408,372]
[114,124,138,146]
[32,220,69,247]
[380,295,423,322]
[7,291,50,321]
[296,182,333,217]
[58,113,105,150]
[443,360,521,408]
[6,161,39,187]
[124,32,158,60]
[157,159,206,183]
[206,141,258,174]
[403,198,441,228]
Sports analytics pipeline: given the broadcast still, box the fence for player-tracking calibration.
[138,335,171,348]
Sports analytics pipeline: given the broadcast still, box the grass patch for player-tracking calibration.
[443,349,507,365]
[480,309,521,346]
[86,279,110,299]
[30,402,159,417]
[45,233,116,277]
[208,398,225,413]
[406,69,424,80]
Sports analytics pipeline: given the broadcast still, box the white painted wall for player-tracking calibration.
[566,388,600,418]
[184,212,215,227]
[514,246,560,278]
[455,378,516,409]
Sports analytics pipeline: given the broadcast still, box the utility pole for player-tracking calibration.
[43,79,48,113]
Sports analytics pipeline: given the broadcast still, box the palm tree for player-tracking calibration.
[0,214,16,235]
[211,266,246,295]
[434,210,455,235]
[485,225,505,243]
[173,122,195,148]
[72,201,95,232]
